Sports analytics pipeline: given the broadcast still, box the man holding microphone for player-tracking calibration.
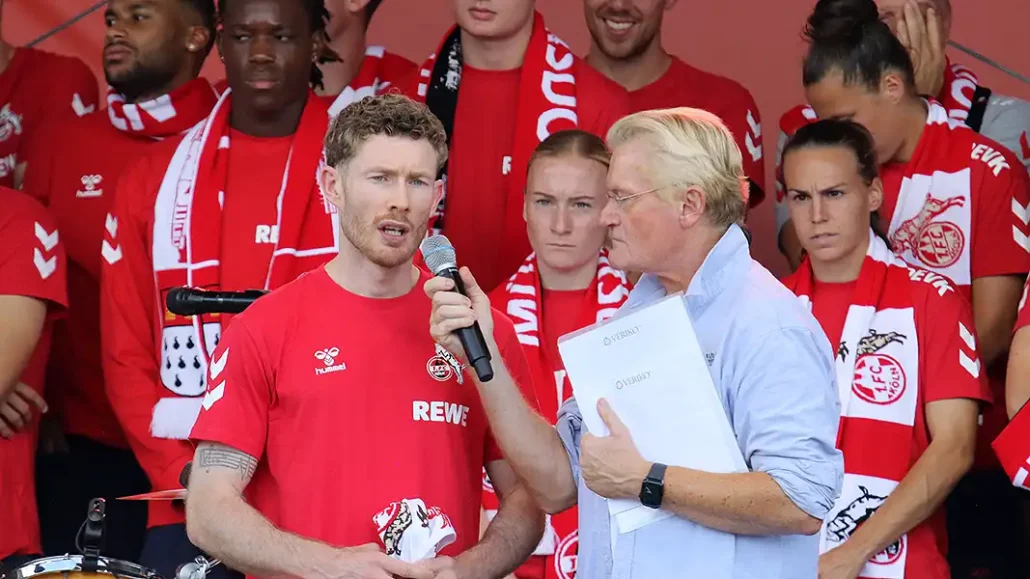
[426,107,845,577]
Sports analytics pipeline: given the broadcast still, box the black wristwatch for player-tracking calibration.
[639,462,667,509]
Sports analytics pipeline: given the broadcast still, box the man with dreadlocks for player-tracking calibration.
[100,0,335,576]
[320,0,415,116]
[23,0,220,563]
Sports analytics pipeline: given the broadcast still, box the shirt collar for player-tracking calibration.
[625,224,751,313]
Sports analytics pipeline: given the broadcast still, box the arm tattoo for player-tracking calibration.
[197,445,258,480]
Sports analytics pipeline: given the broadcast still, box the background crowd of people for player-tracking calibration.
[1,0,1029,578]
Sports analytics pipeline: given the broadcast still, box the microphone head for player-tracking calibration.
[420,235,457,274]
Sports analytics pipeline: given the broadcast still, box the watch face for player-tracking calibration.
[640,480,662,508]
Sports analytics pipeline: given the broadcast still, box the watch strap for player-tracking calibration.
[646,462,668,483]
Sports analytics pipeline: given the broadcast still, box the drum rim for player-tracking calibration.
[8,555,161,579]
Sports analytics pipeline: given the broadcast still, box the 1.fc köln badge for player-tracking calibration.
[158,285,221,397]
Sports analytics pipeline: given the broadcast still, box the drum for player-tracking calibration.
[3,555,162,579]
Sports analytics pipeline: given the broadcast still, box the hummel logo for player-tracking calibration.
[314,347,346,375]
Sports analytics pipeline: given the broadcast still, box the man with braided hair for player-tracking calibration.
[101,0,336,576]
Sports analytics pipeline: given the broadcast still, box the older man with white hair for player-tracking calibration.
[426,107,844,578]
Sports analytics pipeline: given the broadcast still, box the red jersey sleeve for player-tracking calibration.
[100,156,194,492]
[19,117,58,205]
[971,142,1030,278]
[918,279,991,404]
[717,87,765,206]
[483,310,541,464]
[48,56,100,121]
[0,190,68,311]
[189,315,273,460]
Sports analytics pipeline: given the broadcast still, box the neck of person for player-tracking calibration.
[538,256,597,292]
[890,96,930,164]
[809,235,868,283]
[654,224,725,295]
[324,242,419,299]
[230,92,307,138]
[123,65,203,104]
[585,36,671,92]
[460,20,533,71]
[318,29,368,95]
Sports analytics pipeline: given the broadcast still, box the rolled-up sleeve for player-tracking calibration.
[556,397,584,487]
[732,326,844,519]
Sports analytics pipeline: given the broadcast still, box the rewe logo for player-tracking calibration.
[255,224,280,244]
[314,347,346,375]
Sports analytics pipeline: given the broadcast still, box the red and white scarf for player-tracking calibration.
[413,12,581,270]
[149,89,337,439]
[106,78,219,138]
[786,232,923,578]
[328,45,393,117]
[485,250,629,570]
[939,60,979,124]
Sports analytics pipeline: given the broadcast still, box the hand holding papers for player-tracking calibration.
[557,293,748,536]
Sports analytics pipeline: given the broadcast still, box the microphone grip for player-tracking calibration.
[441,268,494,382]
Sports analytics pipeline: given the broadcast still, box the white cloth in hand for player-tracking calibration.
[373,498,456,562]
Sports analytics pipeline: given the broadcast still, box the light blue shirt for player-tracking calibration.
[555,225,844,579]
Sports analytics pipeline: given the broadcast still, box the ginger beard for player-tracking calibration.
[339,202,428,269]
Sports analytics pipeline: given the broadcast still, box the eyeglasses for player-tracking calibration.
[606,187,661,208]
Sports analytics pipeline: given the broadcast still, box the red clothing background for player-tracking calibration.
[0,188,68,560]
[484,287,587,579]
[100,134,306,528]
[190,267,539,576]
[628,57,765,207]
[0,47,98,189]
[797,267,990,577]
[400,61,629,293]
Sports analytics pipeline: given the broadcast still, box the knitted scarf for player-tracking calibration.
[939,60,979,123]
[993,404,1030,491]
[485,250,629,573]
[107,78,218,137]
[149,89,337,439]
[413,12,581,270]
[786,232,922,578]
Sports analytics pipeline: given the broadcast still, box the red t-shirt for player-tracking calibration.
[21,111,215,449]
[628,57,765,207]
[402,62,629,293]
[0,188,68,560]
[221,130,292,290]
[100,130,310,528]
[189,266,539,572]
[0,48,98,188]
[803,270,990,577]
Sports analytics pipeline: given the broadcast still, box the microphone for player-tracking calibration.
[166,287,268,316]
[420,235,494,382]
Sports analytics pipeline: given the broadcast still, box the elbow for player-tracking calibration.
[185,496,219,555]
[795,514,824,536]
[537,488,577,516]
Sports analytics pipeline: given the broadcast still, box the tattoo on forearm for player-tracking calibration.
[198,446,258,480]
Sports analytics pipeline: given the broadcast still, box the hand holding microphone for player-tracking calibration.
[421,236,494,382]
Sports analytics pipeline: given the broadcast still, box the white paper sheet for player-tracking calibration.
[557,293,748,539]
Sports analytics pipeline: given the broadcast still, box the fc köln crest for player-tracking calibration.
[846,329,908,406]
[890,193,966,268]
[0,104,23,142]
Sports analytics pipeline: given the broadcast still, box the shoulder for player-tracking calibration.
[228,269,323,335]
[668,58,757,107]
[779,104,817,137]
[966,128,1026,183]
[981,93,1030,159]
[723,263,832,359]
[904,265,968,318]
[575,58,631,106]
[380,49,418,80]
[0,186,51,227]
[21,48,97,102]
